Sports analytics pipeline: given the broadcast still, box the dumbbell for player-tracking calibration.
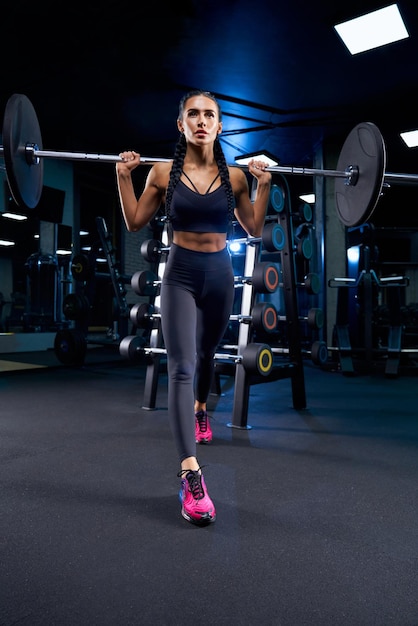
[130,302,159,329]
[231,222,286,252]
[119,335,274,376]
[271,340,328,365]
[277,272,321,295]
[131,262,280,297]
[271,189,313,225]
[294,224,314,260]
[230,302,278,333]
[235,262,280,293]
[131,301,279,334]
[130,270,161,296]
[140,239,170,263]
[276,307,324,330]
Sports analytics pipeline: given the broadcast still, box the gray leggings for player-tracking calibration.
[160,243,234,462]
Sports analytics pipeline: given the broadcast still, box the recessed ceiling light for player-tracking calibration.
[334,4,409,55]
[234,152,279,167]
[400,130,418,148]
[2,212,28,221]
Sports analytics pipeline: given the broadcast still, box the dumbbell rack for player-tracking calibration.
[135,186,308,424]
[225,193,307,429]
[329,245,409,376]
[141,226,169,409]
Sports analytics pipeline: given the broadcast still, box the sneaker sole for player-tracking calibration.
[181,507,216,525]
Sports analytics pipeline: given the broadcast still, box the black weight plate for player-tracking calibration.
[2,93,44,209]
[54,329,87,366]
[140,239,162,262]
[335,122,386,227]
[119,334,145,360]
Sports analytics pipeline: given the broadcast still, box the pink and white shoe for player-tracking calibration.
[195,410,213,444]
[178,470,216,525]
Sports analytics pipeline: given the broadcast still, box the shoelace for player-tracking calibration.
[177,468,205,500]
[196,410,209,432]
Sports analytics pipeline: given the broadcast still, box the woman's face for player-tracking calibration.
[177,95,222,146]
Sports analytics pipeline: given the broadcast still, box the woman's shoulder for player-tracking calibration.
[148,160,173,186]
[227,164,248,192]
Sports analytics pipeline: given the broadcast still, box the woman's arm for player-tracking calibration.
[230,161,272,238]
[116,155,170,232]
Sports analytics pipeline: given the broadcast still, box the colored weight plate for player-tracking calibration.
[252,262,279,293]
[335,122,386,227]
[269,184,285,212]
[298,202,313,223]
[307,307,324,330]
[310,340,328,366]
[251,302,278,333]
[71,253,94,282]
[242,342,273,376]
[2,93,44,208]
[262,222,286,252]
[304,273,321,295]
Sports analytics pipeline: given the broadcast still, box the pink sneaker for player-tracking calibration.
[178,470,216,525]
[195,410,213,444]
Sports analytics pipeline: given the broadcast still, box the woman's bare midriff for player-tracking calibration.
[172,231,227,253]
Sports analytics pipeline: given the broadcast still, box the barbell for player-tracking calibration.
[2,93,418,227]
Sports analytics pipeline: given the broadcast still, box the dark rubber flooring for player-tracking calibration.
[1,351,417,625]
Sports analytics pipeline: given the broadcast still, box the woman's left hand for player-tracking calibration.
[248,159,272,182]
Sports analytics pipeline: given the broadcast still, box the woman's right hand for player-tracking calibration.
[116,150,141,173]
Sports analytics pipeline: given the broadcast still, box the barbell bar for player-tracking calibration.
[3,93,418,227]
[119,334,274,376]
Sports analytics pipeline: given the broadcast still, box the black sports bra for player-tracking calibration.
[169,179,230,233]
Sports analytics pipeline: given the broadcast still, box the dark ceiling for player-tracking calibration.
[2,0,418,203]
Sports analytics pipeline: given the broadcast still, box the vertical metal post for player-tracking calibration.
[228,240,259,428]
[276,184,307,409]
[142,226,169,409]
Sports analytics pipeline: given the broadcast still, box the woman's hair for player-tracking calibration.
[165,90,235,225]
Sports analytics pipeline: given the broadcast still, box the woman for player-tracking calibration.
[116,89,271,525]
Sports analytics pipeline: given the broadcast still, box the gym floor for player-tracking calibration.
[0,349,417,625]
